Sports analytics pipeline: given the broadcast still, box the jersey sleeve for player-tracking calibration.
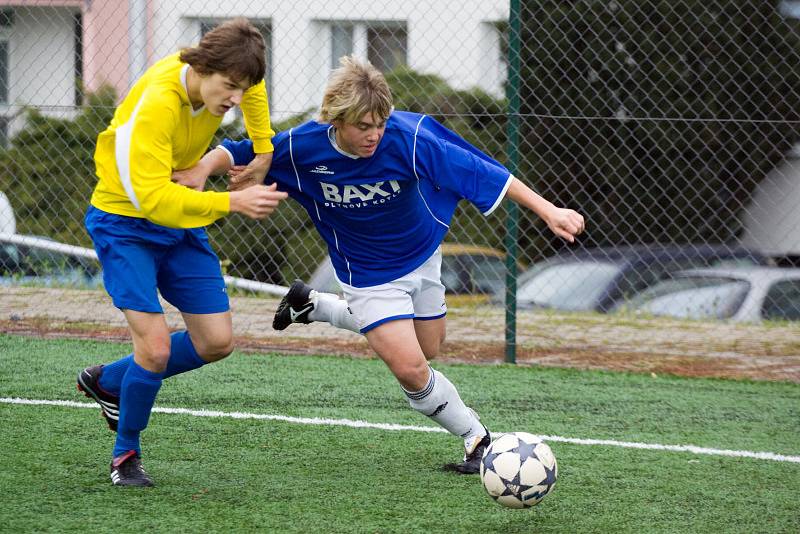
[126,90,229,228]
[220,138,256,166]
[240,79,274,154]
[414,121,512,215]
[220,132,293,189]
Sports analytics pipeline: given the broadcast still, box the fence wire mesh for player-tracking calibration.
[1,1,799,363]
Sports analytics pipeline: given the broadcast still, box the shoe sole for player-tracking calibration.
[272,280,313,330]
[110,476,154,487]
[77,372,119,432]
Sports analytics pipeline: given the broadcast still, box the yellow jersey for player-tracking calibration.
[90,53,274,228]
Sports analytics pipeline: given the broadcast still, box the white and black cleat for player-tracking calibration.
[77,365,120,432]
[273,279,315,330]
[110,450,154,487]
[443,426,491,475]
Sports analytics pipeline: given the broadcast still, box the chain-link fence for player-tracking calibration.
[1,1,799,366]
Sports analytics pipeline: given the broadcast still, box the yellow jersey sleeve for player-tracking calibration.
[241,79,275,154]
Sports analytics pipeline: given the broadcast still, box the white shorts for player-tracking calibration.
[338,249,447,333]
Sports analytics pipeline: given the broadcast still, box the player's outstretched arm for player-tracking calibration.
[505,177,585,243]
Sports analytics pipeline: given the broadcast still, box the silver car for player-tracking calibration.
[615,267,800,322]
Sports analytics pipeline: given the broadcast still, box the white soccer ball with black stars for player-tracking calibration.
[479,432,558,509]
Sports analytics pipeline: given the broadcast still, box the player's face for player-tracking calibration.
[334,113,386,158]
[200,73,251,117]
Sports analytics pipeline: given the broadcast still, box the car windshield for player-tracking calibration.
[624,276,750,320]
[762,279,800,321]
[517,261,621,310]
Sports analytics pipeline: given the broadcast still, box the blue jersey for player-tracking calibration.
[221,111,512,287]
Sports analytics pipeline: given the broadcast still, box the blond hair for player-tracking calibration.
[318,55,393,124]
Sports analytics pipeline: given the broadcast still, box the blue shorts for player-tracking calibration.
[85,206,229,314]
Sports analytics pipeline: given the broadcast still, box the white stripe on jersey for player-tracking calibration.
[484,174,514,216]
[412,115,448,229]
[331,228,353,285]
[289,128,302,193]
[114,96,147,211]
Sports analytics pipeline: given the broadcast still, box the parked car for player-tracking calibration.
[613,267,800,322]
[506,244,767,312]
[308,243,518,296]
[0,239,102,288]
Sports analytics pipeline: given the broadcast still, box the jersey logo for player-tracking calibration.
[310,165,334,175]
[320,180,402,207]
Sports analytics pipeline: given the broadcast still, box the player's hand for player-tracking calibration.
[229,182,288,219]
[545,207,585,243]
[227,152,273,191]
[172,165,210,191]
[227,165,256,191]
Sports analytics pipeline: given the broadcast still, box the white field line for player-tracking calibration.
[3,396,800,464]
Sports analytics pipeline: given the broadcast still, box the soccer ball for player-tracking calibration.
[480,432,558,509]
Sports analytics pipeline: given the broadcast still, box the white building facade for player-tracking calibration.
[2,1,510,139]
[0,3,83,143]
[147,1,510,121]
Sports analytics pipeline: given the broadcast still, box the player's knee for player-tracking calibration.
[394,360,431,391]
[137,341,171,372]
[194,332,234,361]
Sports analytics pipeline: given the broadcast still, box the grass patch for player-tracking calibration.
[1,334,798,533]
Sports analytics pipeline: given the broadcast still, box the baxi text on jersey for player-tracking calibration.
[320,180,402,207]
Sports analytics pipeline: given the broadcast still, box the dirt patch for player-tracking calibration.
[2,286,799,383]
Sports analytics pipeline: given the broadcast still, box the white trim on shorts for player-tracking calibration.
[337,248,447,334]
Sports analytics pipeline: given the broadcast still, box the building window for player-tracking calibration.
[0,8,11,105]
[330,23,353,69]
[367,25,407,74]
[0,116,8,148]
[74,12,83,106]
[0,40,7,105]
[328,21,407,73]
[0,8,12,27]
[200,20,272,95]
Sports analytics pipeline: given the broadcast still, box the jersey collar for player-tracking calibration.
[327,126,360,159]
[180,64,206,117]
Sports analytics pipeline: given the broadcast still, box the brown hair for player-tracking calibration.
[319,55,393,124]
[180,18,265,85]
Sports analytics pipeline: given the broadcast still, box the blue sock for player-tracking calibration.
[114,361,163,458]
[98,354,132,395]
[99,331,207,396]
[163,331,207,377]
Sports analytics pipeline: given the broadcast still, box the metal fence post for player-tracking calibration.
[504,0,521,365]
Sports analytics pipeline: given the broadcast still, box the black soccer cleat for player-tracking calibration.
[110,450,154,487]
[272,279,315,331]
[443,427,492,475]
[77,365,120,432]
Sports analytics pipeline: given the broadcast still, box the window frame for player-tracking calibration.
[327,20,407,74]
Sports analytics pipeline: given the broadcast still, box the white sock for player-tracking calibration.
[308,291,360,333]
[404,367,485,442]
